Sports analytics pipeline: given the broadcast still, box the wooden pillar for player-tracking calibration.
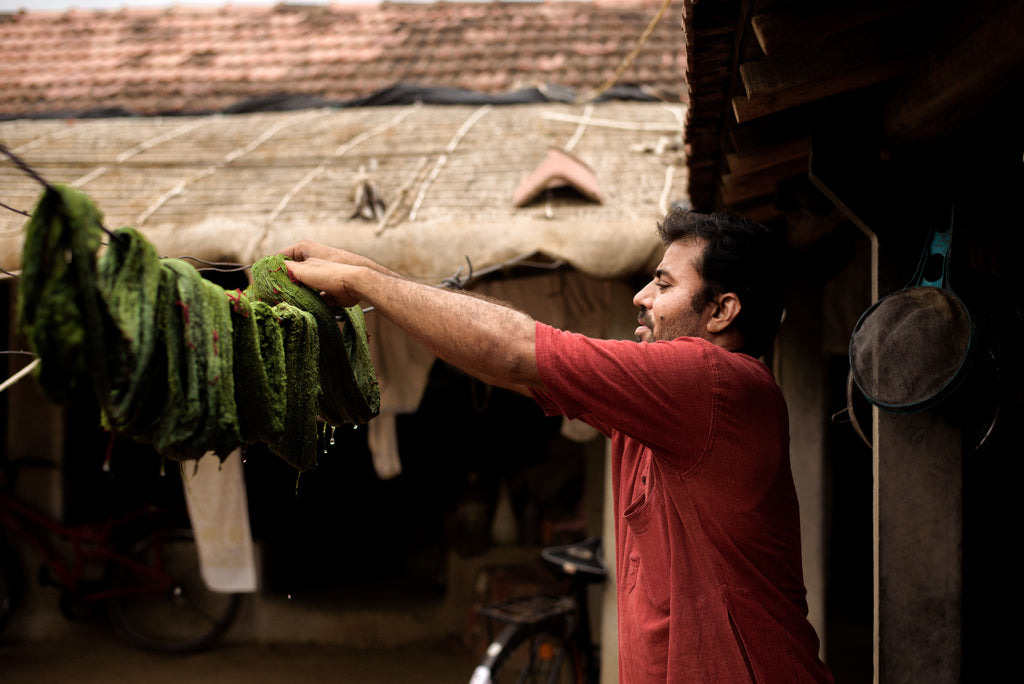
[809,118,964,683]
[874,409,962,683]
[871,240,963,684]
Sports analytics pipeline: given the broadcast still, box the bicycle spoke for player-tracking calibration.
[106,531,241,653]
[177,592,230,626]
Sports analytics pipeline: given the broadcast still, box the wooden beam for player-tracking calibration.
[726,137,808,176]
[807,108,932,252]
[720,157,807,205]
[751,0,923,56]
[729,108,811,157]
[884,0,1024,145]
[732,56,910,124]
[733,12,920,123]
[740,15,916,99]
[733,201,781,226]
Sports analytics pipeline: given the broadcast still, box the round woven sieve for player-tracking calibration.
[850,285,972,410]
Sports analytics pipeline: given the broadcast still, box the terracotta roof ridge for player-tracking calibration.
[513,147,604,207]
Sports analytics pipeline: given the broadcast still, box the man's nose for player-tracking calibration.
[633,282,652,308]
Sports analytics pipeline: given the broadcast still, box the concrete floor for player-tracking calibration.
[0,622,480,684]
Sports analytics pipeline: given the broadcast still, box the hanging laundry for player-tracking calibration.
[16,184,380,472]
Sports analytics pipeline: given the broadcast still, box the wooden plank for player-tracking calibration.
[732,201,781,225]
[726,137,808,176]
[729,109,811,157]
[732,55,911,123]
[751,0,923,56]
[739,15,915,99]
[806,106,927,247]
[720,157,807,204]
[884,0,1024,145]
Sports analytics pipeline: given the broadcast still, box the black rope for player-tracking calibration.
[0,200,29,217]
[0,142,52,190]
[0,142,124,244]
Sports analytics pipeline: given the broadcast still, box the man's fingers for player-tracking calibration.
[286,259,361,309]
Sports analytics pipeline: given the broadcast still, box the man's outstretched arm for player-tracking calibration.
[281,241,543,396]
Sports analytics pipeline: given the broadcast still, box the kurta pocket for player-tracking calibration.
[623,473,671,609]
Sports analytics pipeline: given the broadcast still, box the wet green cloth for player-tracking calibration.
[248,254,380,427]
[17,185,107,402]
[17,186,379,472]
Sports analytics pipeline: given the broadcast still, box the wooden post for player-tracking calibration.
[809,119,965,682]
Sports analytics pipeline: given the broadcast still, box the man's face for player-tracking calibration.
[633,239,714,343]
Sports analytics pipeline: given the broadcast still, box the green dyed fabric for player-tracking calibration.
[266,303,321,472]
[229,291,285,446]
[152,258,208,456]
[96,226,164,434]
[248,254,380,427]
[17,186,380,472]
[335,303,379,424]
[17,185,107,402]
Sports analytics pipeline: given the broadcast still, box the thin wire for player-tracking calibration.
[1,201,29,217]
[0,142,123,243]
[351,253,565,318]
[356,257,474,316]
[171,256,250,273]
[576,0,673,104]
[0,142,52,190]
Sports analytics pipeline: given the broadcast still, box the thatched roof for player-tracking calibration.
[1,100,687,281]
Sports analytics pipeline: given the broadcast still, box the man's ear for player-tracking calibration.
[706,292,741,334]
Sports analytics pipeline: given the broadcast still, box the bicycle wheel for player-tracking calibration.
[105,528,243,653]
[474,622,583,684]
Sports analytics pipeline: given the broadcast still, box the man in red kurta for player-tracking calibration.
[284,209,834,682]
[532,328,831,682]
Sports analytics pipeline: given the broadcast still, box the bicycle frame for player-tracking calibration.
[474,538,605,684]
[0,489,181,604]
[1,457,244,654]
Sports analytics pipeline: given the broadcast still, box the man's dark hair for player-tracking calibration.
[657,209,786,358]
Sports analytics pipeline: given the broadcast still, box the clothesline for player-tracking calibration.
[0,151,567,401]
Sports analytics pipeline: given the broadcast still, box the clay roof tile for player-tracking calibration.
[0,1,687,118]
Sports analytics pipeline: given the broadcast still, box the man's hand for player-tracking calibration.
[280,239,397,308]
[279,239,541,395]
[284,258,362,309]
[281,240,398,277]
[280,239,350,265]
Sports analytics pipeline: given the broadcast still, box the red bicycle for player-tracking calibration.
[0,457,242,653]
